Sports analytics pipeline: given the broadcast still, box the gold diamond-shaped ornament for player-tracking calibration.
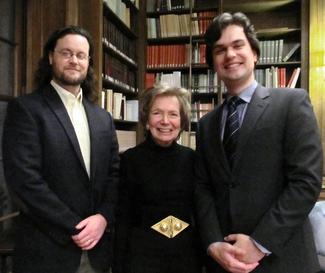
[151,215,189,238]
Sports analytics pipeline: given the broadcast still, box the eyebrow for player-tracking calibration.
[58,48,88,54]
[213,38,246,49]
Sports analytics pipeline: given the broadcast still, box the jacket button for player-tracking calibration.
[230,182,237,188]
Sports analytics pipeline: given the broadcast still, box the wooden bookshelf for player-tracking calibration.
[145,0,221,149]
[144,0,309,149]
[79,0,141,152]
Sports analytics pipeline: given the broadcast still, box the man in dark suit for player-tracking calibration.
[2,26,119,272]
[195,12,323,273]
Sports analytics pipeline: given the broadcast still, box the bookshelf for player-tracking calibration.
[144,0,309,149]
[102,1,139,152]
[146,0,221,149]
[79,0,141,153]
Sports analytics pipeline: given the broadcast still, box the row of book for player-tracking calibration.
[191,100,214,122]
[147,11,215,39]
[177,131,196,150]
[147,0,192,11]
[193,43,206,64]
[147,44,191,68]
[103,53,137,92]
[147,0,216,12]
[101,89,139,122]
[103,18,137,65]
[146,72,188,89]
[103,0,139,27]
[147,14,191,38]
[146,40,300,68]
[257,40,300,64]
[255,67,301,88]
[192,12,216,36]
[146,70,218,93]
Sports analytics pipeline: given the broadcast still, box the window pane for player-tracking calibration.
[0,0,15,41]
[0,41,14,96]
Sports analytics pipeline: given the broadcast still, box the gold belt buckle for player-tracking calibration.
[151,215,189,238]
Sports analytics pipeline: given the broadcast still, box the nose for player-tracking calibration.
[226,48,236,58]
[69,54,78,63]
[161,114,170,123]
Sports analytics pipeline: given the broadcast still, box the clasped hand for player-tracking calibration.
[208,234,265,273]
[71,214,107,250]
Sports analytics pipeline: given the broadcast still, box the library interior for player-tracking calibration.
[0,0,324,272]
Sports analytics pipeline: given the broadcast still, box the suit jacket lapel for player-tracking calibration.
[42,85,87,173]
[209,102,230,173]
[233,85,270,170]
[83,99,98,181]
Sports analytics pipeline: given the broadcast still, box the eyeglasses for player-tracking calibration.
[53,50,90,61]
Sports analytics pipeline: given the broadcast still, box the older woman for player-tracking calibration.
[113,83,202,273]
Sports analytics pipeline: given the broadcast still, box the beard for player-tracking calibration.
[52,64,87,87]
[57,70,87,86]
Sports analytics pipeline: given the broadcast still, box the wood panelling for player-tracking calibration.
[78,0,102,98]
[309,0,325,187]
[25,0,74,93]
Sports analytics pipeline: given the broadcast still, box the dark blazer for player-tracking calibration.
[2,84,119,272]
[195,85,323,272]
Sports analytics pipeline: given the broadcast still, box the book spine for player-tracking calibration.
[283,43,301,62]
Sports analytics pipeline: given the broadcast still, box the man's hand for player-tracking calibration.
[225,234,266,264]
[71,214,107,250]
[208,242,259,273]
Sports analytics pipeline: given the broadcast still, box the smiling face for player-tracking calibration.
[49,34,89,95]
[213,24,257,95]
[148,95,181,147]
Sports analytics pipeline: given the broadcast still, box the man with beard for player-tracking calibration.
[2,26,119,273]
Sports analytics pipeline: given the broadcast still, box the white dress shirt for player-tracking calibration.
[51,80,91,177]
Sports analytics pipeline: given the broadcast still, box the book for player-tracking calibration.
[105,89,113,115]
[113,93,123,119]
[289,67,301,88]
[283,43,301,62]
[278,39,284,63]
[126,100,139,121]
[286,68,297,87]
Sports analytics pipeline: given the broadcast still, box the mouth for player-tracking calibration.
[65,67,80,72]
[158,128,172,133]
[225,62,241,70]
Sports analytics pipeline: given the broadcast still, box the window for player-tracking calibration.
[0,0,25,229]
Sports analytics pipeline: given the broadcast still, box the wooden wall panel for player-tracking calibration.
[78,0,102,99]
[309,0,325,199]
[25,0,72,93]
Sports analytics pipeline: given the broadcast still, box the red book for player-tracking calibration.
[147,46,151,68]
[286,68,297,87]
[146,73,155,88]
[281,67,286,87]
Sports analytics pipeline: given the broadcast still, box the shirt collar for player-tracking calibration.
[226,80,257,104]
[51,80,83,108]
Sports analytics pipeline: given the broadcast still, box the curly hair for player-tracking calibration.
[205,12,260,68]
[34,26,98,103]
[139,82,191,136]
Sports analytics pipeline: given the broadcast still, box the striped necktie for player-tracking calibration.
[223,96,242,169]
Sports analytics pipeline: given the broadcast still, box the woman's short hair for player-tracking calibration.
[139,82,191,134]
[205,12,260,68]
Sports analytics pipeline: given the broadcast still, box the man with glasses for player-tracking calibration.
[2,26,119,273]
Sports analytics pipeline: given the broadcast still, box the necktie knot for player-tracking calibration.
[228,96,242,107]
